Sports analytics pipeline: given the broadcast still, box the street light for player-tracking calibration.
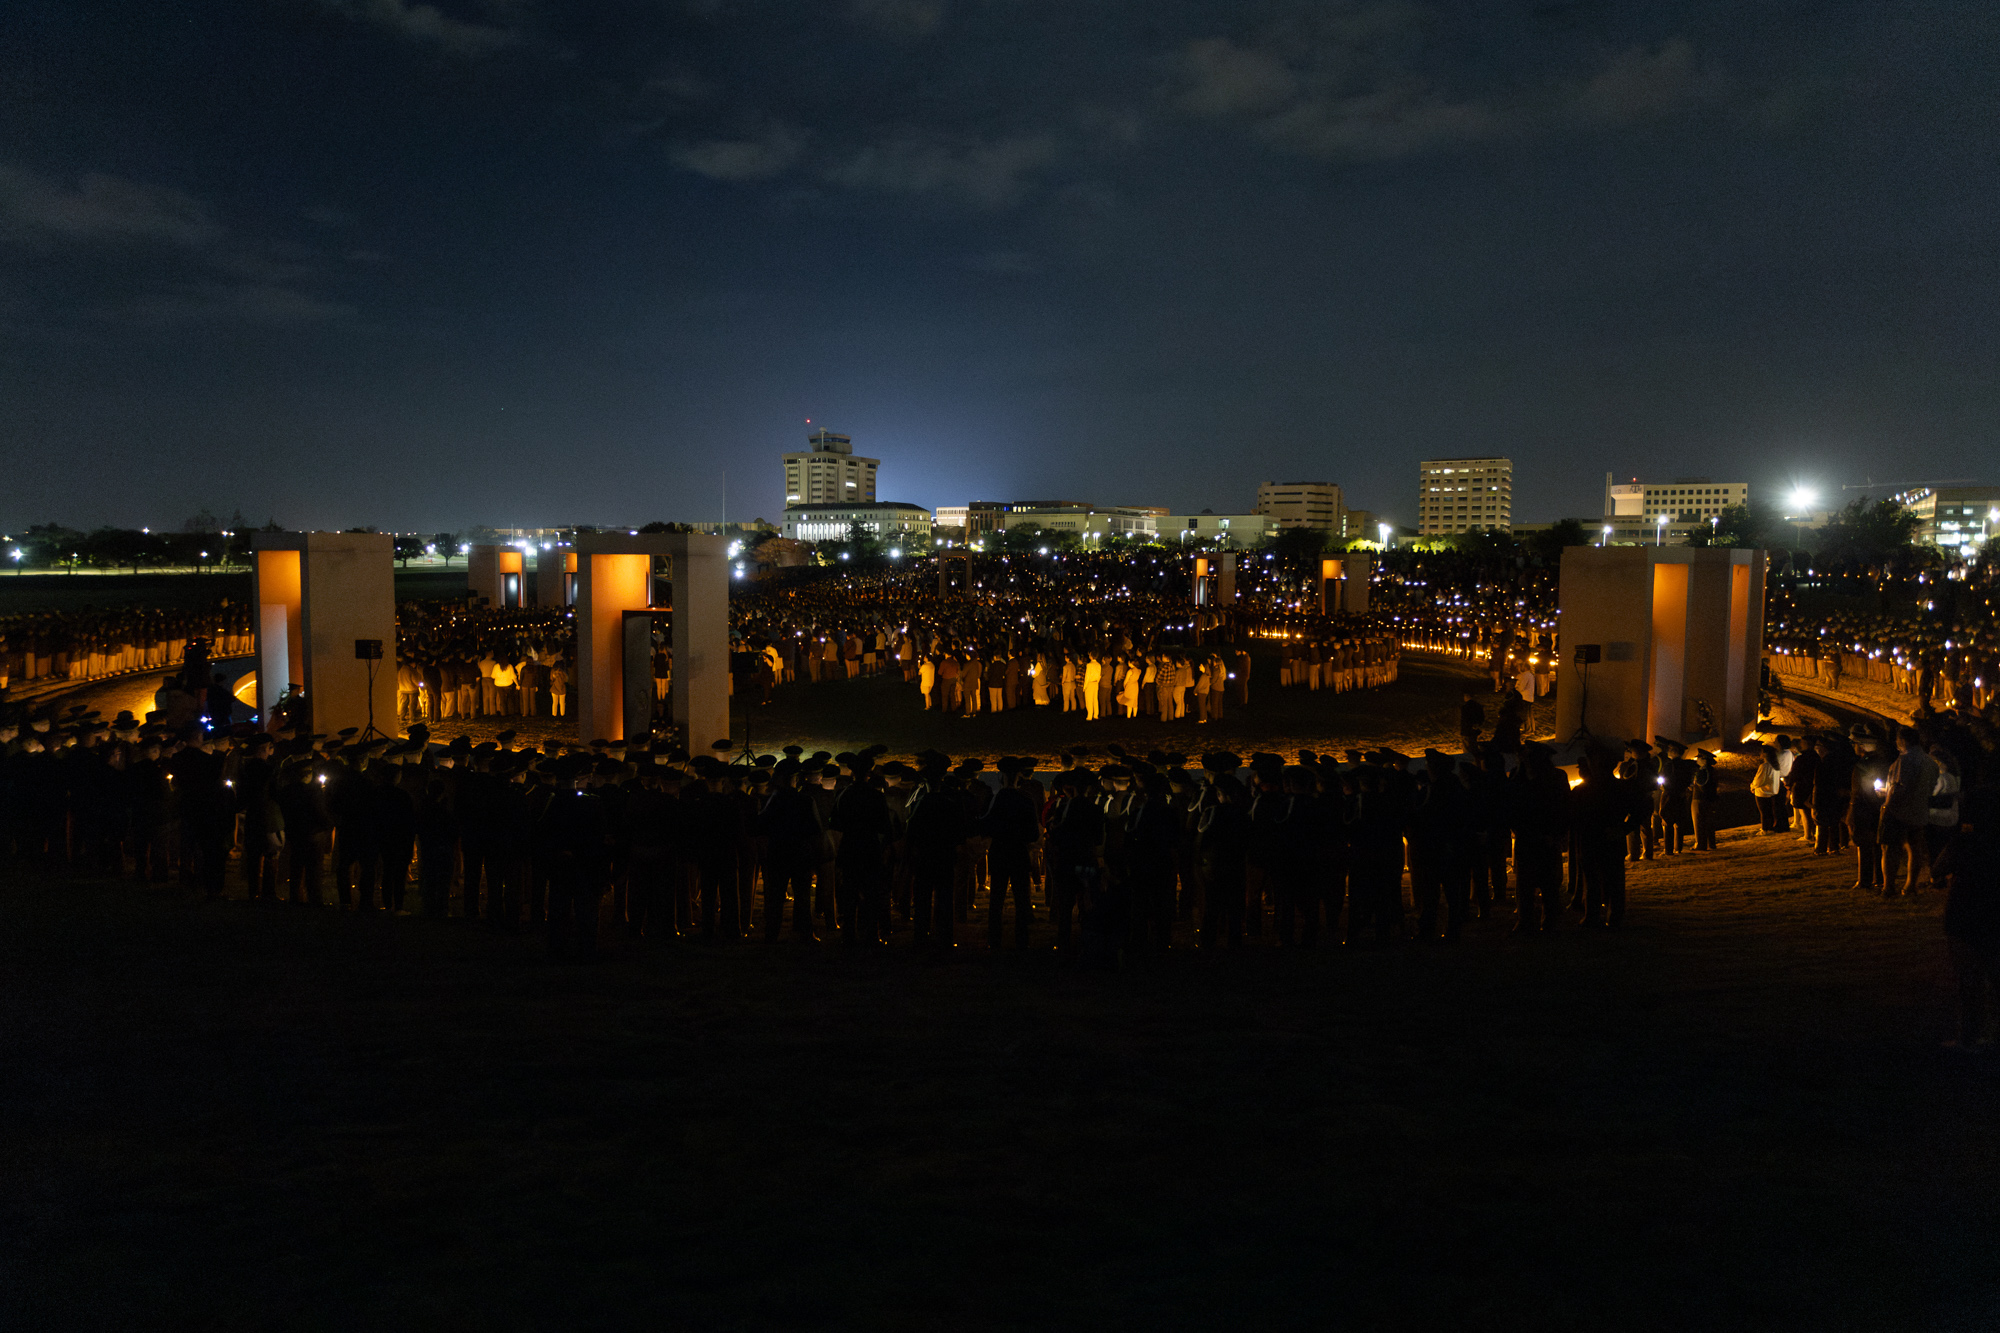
[1655,514,1668,546]
[1378,522,1391,549]
[1601,524,1612,546]
[1785,486,1818,548]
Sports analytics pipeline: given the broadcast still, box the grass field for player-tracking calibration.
[4,827,1996,1331]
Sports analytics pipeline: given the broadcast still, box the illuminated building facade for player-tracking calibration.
[782,429,878,506]
[1418,458,1512,536]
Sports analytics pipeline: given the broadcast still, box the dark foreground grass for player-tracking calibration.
[4,832,1998,1332]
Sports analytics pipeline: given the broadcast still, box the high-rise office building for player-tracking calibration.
[1256,481,1345,533]
[781,429,878,506]
[1418,458,1512,536]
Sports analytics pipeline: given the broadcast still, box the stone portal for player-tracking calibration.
[250,531,398,737]
[574,532,729,749]
[1554,545,1766,746]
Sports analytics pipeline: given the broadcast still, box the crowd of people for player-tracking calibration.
[723,566,1404,721]
[3,551,1999,1039]
[18,674,1989,968]
[1766,608,2000,714]
[0,604,254,693]
[0,703,1665,963]
[390,603,576,723]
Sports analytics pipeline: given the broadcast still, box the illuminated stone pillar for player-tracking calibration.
[575,532,729,749]
[534,549,577,608]
[1341,553,1370,613]
[1555,546,1765,746]
[250,531,397,736]
[468,544,525,608]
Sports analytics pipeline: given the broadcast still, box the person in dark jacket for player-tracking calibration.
[1196,774,1249,948]
[1511,743,1569,930]
[1850,726,1892,891]
[1458,689,1485,755]
[416,770,457,918]
[831,760,895,943]
[539,757,612,960]
[1047,771,1107,950]
[1811,734,1854,857]
[1937,788,2000,1048]
[372,755,418,914]
[235,736,283,900]
[1691,748,1721,853]
[1124,769,1182,952]
[902,759,968,949]
[1572,745,1642,927]
[1657,739,1696,856]
[981,758,1041,948]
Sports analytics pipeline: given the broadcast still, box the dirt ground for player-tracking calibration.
[4,820,1998,1331]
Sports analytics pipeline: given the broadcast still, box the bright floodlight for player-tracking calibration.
[889,548,900,558]
[1788,486,1817,514]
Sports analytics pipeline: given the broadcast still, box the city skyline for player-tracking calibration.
[4,3,1995,534]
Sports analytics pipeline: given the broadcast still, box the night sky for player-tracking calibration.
[3,1,1994,534]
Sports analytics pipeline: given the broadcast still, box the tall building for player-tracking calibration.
[781,429,878,506]
[1418,458,1513,536]
[1256,481,1344,533]
[1604,474,1750,544]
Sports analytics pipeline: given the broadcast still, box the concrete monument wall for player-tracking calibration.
[251,531,398,737]
[1554,545,1765,747]
[574,532,729,750]
[468,544,525,608]
[535,549,577,608]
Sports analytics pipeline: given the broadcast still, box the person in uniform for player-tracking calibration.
[903,754,968,949]
[1690,748,1720,852]
[539,756,612,959]
[1811,733,1854,857]
[1458,690,1485,755]
[982,757,1041,948]
[1850,725,1891,891]
[831,756,894,942]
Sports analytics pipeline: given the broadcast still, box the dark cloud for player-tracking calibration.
[318,0,523,57]
[850,0,947,38]
[672,125,807,181]
[0,163,220,247]
[819,132,1060,208]
[1575,40,1714,124]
